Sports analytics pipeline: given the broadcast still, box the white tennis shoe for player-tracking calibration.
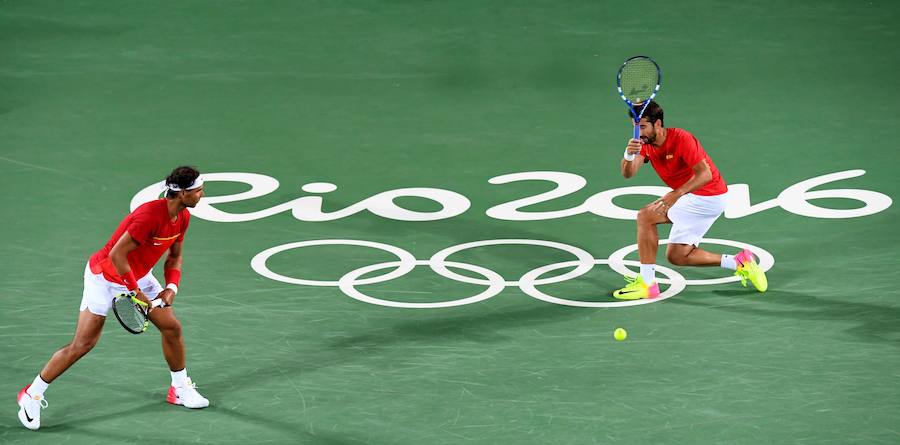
[16,385,48,430]
[166,378,209,409]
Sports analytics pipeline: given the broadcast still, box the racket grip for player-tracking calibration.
[151,299,167,308]
[633,123,640,140]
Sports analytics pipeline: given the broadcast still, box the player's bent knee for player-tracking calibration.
[666,245,694,266]
[666,251,690,266]
[636,207,658,225]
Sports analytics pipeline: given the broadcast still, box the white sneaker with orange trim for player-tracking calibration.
[16,385,48,430]
[166,378,209,409]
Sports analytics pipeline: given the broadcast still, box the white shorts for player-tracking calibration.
[80,262,164,316]
[667,192,727,247]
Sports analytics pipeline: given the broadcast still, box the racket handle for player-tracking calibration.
[151,299,167,308]
[633,122,640,140]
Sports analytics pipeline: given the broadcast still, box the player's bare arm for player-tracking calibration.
[621,138,645,179]
[649,159,713,215]
[158,241,183,306]
[109,231,152,306]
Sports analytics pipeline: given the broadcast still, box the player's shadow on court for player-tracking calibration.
[29,385,353,444]
[669,289,900,347]
[37,401,162,431]
[207,305,589,393]
[217,406,366,444]
[328,304,583,349]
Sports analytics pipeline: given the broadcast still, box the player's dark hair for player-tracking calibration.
[165,166,201,198]
[628,101,664,126]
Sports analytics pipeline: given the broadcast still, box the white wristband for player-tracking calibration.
[165,283,178,294]
[624,151,636,161]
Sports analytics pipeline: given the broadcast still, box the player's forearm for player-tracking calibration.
[109,249,140,290]
[674,170,712,195]
[109,250,132,276]
[163,254,182,272]
[621,159,640,178]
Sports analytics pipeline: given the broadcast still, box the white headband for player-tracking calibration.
[166,176,204,192]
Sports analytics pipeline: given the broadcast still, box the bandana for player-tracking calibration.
[166,176,204,192]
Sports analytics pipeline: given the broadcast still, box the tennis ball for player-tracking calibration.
[614,328,627,341]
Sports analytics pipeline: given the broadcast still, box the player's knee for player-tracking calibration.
[69,338,98,357]
[636,207,656,225]
[666,250,690,266]
[161,319,182,338]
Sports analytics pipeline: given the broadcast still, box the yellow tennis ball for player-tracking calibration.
[614,328,627,341]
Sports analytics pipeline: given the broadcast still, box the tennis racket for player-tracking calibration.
[112,292,167,334]
[616,56,662,140]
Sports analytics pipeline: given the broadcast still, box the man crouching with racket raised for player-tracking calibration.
[16,166,209,431]
[613,102,768,300]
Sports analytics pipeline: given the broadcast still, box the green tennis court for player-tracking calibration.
[2,1,898,444]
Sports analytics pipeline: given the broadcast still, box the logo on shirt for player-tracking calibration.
[151,234,179,247]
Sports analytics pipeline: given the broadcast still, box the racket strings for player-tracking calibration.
[620,60,659,102]
[114,298,147,331]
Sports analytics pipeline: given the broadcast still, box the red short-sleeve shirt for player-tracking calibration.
[640,127,728,196]
[89,199,190,285]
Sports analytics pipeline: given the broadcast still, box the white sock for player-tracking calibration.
[720,254,737,271]
[29,375,50,397]
[171,369,187,387]
[640,264,656,284]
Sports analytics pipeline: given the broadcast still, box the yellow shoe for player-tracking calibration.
[735,249,768,292]
[613,275,660,300]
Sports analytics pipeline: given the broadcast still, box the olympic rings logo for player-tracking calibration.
[250,239,775,309]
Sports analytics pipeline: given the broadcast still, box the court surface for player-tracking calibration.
[2,1,898,444]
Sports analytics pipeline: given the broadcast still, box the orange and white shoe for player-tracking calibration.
[166,378,209,409]
[16,385,48,430]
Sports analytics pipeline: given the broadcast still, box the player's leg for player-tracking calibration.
[17,263,111,430]
[149,308,209,408]
[666,243,722,266]
[636,204,671,264]
[40,310,106,382]
[18,310,106,430]
[142,271,209,409]
[666,193,767,292]
[613,204,670,300]
[149,307,185,374]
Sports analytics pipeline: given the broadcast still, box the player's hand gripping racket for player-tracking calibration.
[617,56,662,140]
[112,291,167,334]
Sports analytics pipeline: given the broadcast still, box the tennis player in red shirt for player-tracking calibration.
[613,102,768,300]
[17,166,209,430]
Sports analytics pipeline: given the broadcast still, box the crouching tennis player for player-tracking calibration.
[613,102,768,300]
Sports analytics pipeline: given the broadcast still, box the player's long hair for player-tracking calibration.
[627,101,664,126]
[165,166,201,198]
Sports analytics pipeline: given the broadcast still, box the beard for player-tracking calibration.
[641,129,658,144]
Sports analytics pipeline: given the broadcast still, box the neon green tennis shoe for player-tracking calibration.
[735,249,768,292]
[613,275,660,300]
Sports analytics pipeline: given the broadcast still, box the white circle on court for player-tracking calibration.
[339,260,505,309]
[250,239,416,286]
[429,239,595,286]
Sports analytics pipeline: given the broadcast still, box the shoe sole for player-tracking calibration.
[612,293,652,300]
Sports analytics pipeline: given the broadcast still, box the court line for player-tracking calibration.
[0,156,90,182]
